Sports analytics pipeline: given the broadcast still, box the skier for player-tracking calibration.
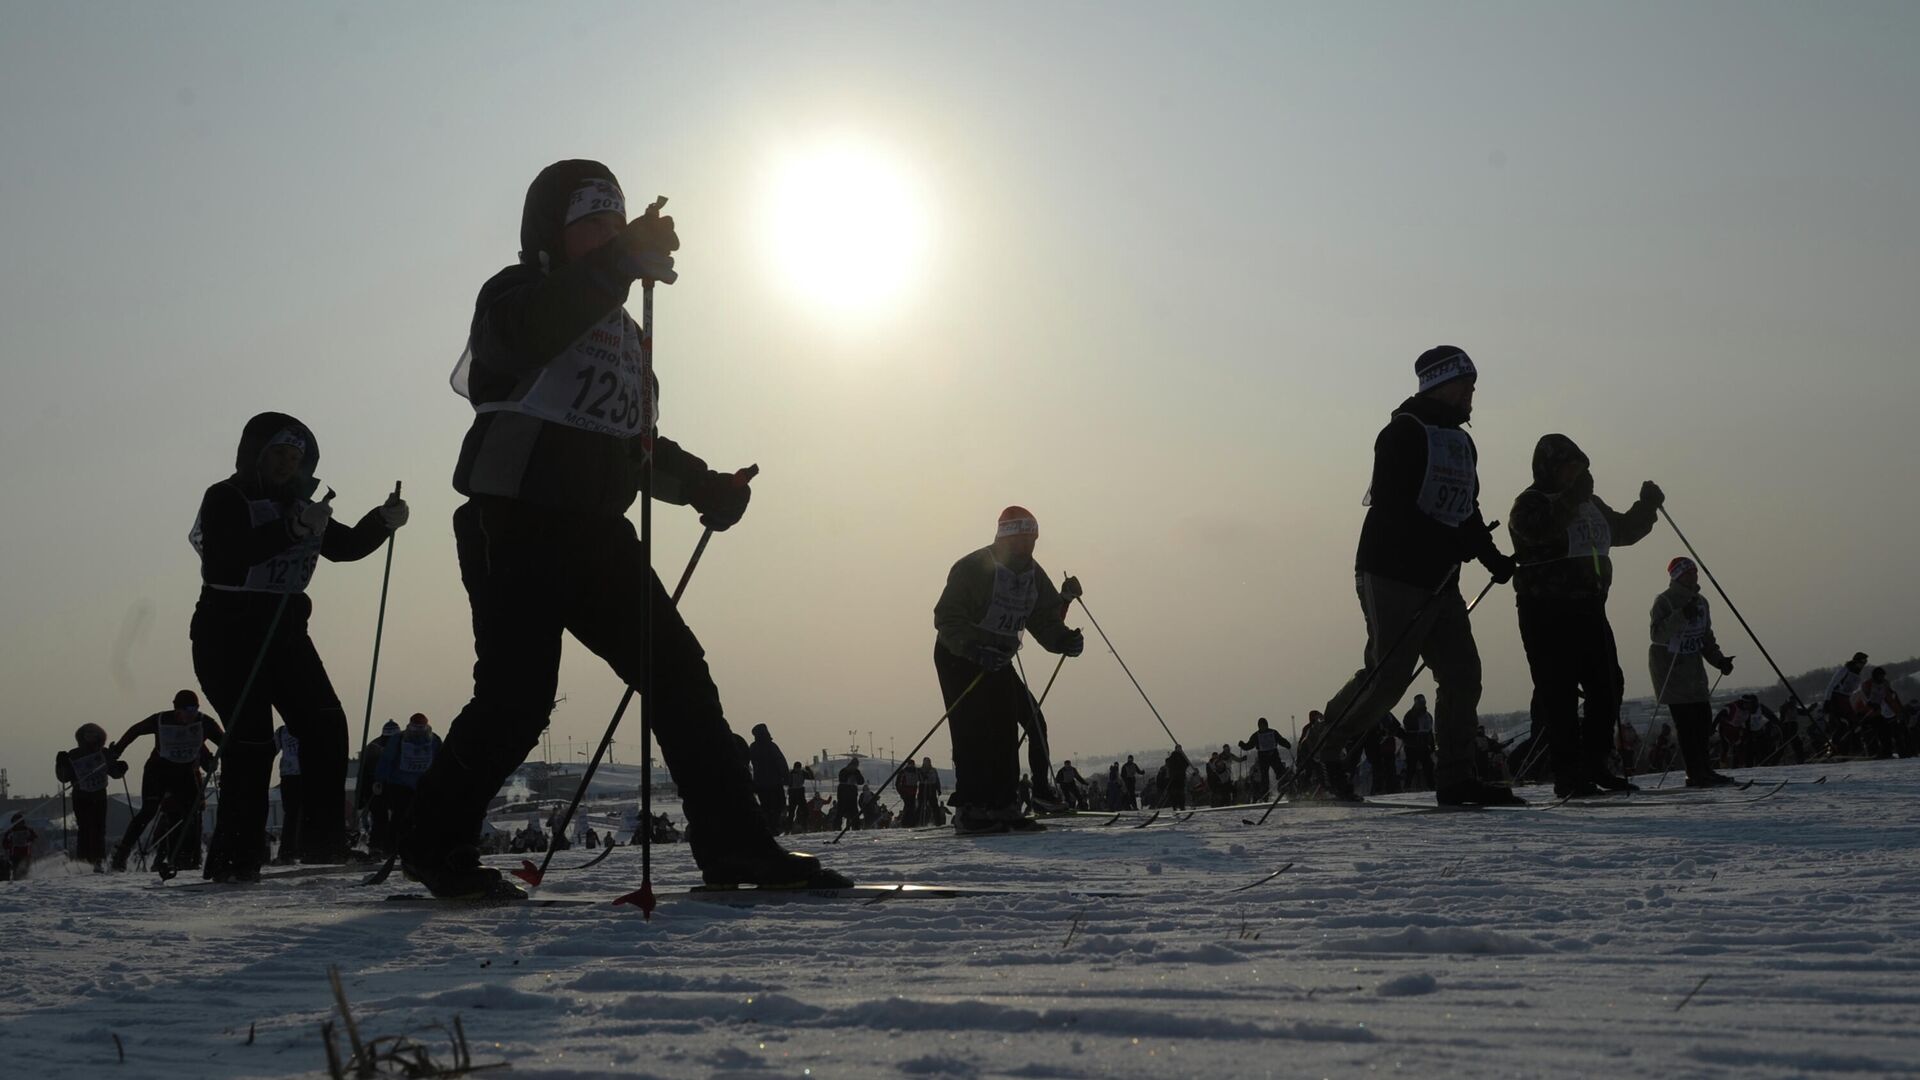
[916,757,946,827]
[746,724,788,833]
[1510,433,1662,797]
[55,724,127,871]
[834,757,867,830]
[1399,697,1435,790]
[1054,760,1086,810]
[933,506,1086,834]
[404,159,846,897]
[272,724,304,864]
[1161,745,1192,811]
[1238,719,1292,797]
[785,762,813,833]
[2,813,38,880]
[1647,557,1737,786]
[1303,347,1519,806]
[376,714,441,830]
[1105,763,1125,809]
[896,764,921,828]
[1118,755,1143,810]
[110,690,224,872]
[188,412,406,880]
[1363,714,1404,795]
[357,720,401,855]
[1214,744,1246,804]
[1852,667,1903,758]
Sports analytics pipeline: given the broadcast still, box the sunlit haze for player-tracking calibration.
[1,2,1915,792]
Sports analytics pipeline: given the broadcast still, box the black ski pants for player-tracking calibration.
[412,499,766,868]
[117,759,199,860]
[1669,702,1715,779]
[1402,735,1434,789]
[1517,596,1625,781]
[755,786,785,833]
[192,602,350,863]
[935,644,1034,812]
[73,789,108,865]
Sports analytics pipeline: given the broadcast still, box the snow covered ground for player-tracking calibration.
[4,759,1919,1079]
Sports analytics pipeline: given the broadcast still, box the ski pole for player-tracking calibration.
[1659,506,1816,719]
[1245,562,1466,827]
[1405,575,1498,684]
[60,785,68,858]
[1014,652,1068,751]
[829,672,984,844]
[1073,595,1182,748]
[358,481,402,755]
[516,521,728,889]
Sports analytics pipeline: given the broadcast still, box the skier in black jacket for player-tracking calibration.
[188,413,405,880]
[56,723,127,870]
[1303,347,1520,806]
[1237,718,1291,795]
[403,159,848,898]
[747,725,788,832]
[1509,433,1661,796]
[109,690,225,872]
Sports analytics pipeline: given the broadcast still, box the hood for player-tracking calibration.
[1530,433,1590,487]
[520,159,622,269]
[1392,394,1470,429]
[751,724,771,741]
[235,411,319,498]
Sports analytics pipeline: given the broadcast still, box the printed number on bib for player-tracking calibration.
[1565,503,1613,560]
[399,739,435,774]
[976,565,1038,637]
[69,750,111,792]
[1415,424,1477,527]
[469,311,657,439]
[157,722,202,765]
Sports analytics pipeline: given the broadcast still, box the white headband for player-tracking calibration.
[565,179,626,227]
[1418,352,1477,392]
[996,516,1039,539]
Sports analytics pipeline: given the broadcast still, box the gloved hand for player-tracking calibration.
[619,201,679,283]
[1059,575,1084,603]
[291,498,333,538]
[689,469,753,531]
[1715,656,1736,676]
[108,759,129,780]
[1061,628,1085,658]
[1640,480,1665,508]
[378,493,410,531]
[1481,550,1516,585]
[970,643,1014,671]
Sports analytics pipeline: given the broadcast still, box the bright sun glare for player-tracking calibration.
[764,140,929,317]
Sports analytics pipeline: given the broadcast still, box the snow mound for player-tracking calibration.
[1375,972,1440,997]
[1314,926,1549,956]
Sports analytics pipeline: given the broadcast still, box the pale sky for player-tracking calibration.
[2,2,1916,791]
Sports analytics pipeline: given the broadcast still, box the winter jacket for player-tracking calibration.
[111,711,224,768]
[190,412,394,628]
[1510,434,1657,602]
[1239,726,1291,753]
[1647,582,1730,705]
[377,729,442,790]
[451,159,720,516]
[934,547,1075,660]
[747,726,788,789]
[1354,395,1501,589]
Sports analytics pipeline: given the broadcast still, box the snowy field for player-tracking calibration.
[4,759,1919,1079]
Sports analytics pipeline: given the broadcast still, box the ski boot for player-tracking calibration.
[698,846,854,889]
[1553,777,1604,798]
[1308,759,1363,803]
[1004,814,1048,833]
[402,844,524,900]
[109,850,128,872]
[1685,771,1739,788]
[1588,768,1639,793]
[953,806,1011,836]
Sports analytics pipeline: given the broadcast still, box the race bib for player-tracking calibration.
[69,750,111,793]
[192,496,322,594]
[1415,425,1478,527]
[976,564,1038,637]
[1404,713,1432,734]
[156,721,202,765]
[1667,603,1710,655]
[398,737,435,775]
[1255,730,1280,751]
[1565,502,1613,560]
[461,310,657,439]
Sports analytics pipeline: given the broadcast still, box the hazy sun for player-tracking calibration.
[763,139,929,317]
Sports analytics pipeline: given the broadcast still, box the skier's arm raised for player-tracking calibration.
[196,483,308,571]
[1024,569,1085,657]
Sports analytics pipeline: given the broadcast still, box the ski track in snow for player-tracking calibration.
[4,761,1919,1078]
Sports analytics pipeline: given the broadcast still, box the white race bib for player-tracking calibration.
[276,729,302,776]
[192,496,322,594]
[1667,602,1711,656]
[976,564,1038,638]
[1415,424,1478,527]
[69,750,111,793]
[1565,502,1613,561]
[1254,729,1281,752]
[459,310,656,439]
[156,721,202,765]
[398,737,435,775]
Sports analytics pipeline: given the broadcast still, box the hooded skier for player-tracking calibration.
[1510,433,1661,797]
[1303,347,1520,806]
[933,506,1086,834]
[1647,556,1738,786]
[109,690,225,872]
[406,159,847,898]
[187,413,406,880]
[375,714,441,828]
[55,723,127,870]
[746,724,788,832]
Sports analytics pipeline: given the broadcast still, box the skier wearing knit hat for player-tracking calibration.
[405,158,847,897]
[108,690,225,873]
[1510,433,1663,797]
[933,506,1086,834]
[1302,347,1520,807]
[1647,556,1738,786]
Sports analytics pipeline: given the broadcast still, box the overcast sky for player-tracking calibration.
[2,1,1915,791]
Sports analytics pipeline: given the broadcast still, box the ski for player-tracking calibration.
[381,893,601,908]
[1131,811,1162,829]
[150,862,375,890]
[510,843,617,885]
[1227,862,1294,893]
